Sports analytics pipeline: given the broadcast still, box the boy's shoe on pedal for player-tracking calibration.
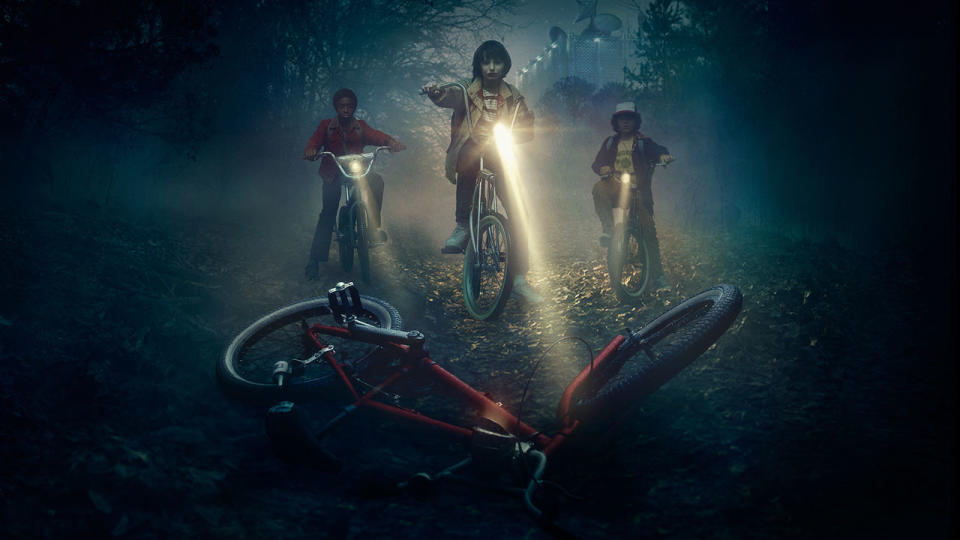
[599,233,611,247]
[304,260,321,281]
[372,228,388,243]
[441,223,468,253]
[512,275,544,304]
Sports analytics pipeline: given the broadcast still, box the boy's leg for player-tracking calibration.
[443,141,480,252]
[636,207,664,279]
[455,140,481,224]
[592,178,618,234]
[307,178,343,277]
[363,172,385,229]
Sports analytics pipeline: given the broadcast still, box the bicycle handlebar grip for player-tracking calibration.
[347,321,425,347]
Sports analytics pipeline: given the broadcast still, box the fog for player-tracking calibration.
[4,1,953,272]
[1,2,956,537]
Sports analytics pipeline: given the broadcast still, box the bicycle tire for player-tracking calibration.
[608,224,650,303]
[354,203,372,283]
[217,295,402,403]
[568,284,742,425]
[462,213,513,320]
[338,206,354,272]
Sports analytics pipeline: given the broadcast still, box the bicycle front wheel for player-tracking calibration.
[462,213,513,320]
[338,206,354,273]
[354,203,372,283]
[217,295,402,403]
[608,224,650,303]
[568,284,742,426]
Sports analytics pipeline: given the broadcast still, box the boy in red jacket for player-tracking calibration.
[303,88,404,280]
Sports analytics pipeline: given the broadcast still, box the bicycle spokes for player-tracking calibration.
[608,225,650,301]
[476,224,505,295]
[462,214,512,320]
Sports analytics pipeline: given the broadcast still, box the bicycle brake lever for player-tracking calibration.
[301,345,335,366]
[346,316,376,329]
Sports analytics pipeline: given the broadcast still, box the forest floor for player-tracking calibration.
[0,200,955,539]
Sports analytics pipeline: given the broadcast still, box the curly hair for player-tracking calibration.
[472,40,512,81]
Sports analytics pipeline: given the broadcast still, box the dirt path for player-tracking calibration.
[0,204,953,539]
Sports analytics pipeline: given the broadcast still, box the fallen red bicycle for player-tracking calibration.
[217,282,742,521]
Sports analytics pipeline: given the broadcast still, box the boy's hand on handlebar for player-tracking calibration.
[304,149,320,161]
[659,154,675,166]
[389,140,406,152]
[421,84,442,98]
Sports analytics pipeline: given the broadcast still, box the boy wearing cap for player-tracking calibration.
[591,102,673,288]
[303,88,405,281]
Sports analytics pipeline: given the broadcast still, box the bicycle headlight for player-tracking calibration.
[349,160,363,173]
[620,172,630,185]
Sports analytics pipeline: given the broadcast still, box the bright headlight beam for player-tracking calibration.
[493,123,536,269]
[493,124,574,361]
[493,124,526,223]
[614,172,631,226]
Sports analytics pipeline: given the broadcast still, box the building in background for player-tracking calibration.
[517,2,628,103]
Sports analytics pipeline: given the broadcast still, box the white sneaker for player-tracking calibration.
[512,275,544,304]
[442,224,469,253]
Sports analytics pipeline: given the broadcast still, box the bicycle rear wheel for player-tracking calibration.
[354,203,372,283]
[567,284,742,426]
[217,295,402,403]
[462,213,513,320]
[608,224,650,303]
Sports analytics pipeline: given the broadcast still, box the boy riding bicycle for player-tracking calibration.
[591,102,673,289]
[422,40,542,304]
[303,88,405,281]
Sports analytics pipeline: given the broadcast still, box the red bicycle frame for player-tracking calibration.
[305,321,628,457]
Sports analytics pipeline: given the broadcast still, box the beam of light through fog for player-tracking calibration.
[613,172,630,226]
[493,123,534,261]
[494,123,574,373]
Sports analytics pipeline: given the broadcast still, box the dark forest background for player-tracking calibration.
[2,0,955,252]
[1,0,956,538]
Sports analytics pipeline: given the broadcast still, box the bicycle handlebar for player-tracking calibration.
[599,157,676,182]
[315,146,391,179]
[421,82,524,136]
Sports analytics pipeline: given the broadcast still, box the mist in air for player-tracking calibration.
[0,1,954,538]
